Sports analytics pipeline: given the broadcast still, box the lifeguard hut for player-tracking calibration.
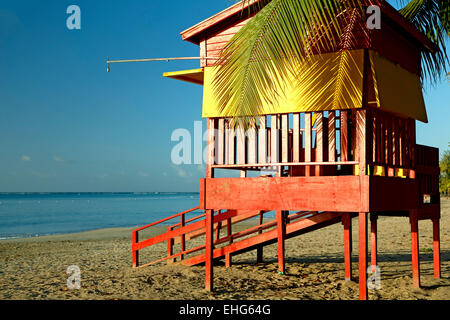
[131,0,441,300]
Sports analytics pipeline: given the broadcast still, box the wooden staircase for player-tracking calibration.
[132,207,345,268]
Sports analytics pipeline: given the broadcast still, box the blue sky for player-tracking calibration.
[0,0,448,192]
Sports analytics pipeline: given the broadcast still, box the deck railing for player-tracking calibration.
[207,110,358,176]
[206,108,417,177]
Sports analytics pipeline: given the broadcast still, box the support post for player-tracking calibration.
[342,214,352,281]
[370,214,378,272]
[225,217,232,268]
[132,230,139,268]
[256,212,264,263]
[359,212,368,300]
[410,210,420,288]
[432,218,441,279]
[180,214,185,261]
[167,226,175,264]
[277,210,287,274]
[205,209,214,291]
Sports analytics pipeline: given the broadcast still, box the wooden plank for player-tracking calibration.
[248,125,257,164]
[225,217,233,268]
[281,114,289,163]
[432,219,441,279]
[343,214,352,281]
[359,212,368,300]
[356,110,368,175]
[305,113,312,176]
[258,116,267,164]
[340,111,349,162]
[256,212,264,263]
[132,231,139,267]
[206,118,215,178]
[315,112,323,176]
[277,211,287,274]
[293,113,300,162]
[270,115,279,163]
[370,214,377,271]
[205,210,214,291]
[228,121,235,165]
[200,38,207,67]
[204,176,367,212]
[328,112,336,162]
[218,118,225,165]
[237,126,246,165]
[410,210,421,288]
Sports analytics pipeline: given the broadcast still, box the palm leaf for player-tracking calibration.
[212,0,362,128]
[399,0,449,84]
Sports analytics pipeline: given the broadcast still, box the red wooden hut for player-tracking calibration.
[132,0,441,300]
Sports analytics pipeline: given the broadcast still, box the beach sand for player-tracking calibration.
[1,200,449,300]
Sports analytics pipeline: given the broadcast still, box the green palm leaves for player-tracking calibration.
[212,0,448,128]
[399,0,449,83]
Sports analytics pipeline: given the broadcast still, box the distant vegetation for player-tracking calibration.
[440,150,450,196]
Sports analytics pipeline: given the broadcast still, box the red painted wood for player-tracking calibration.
[316,112,324,176]
[204,176,367,212]
[343,214,353,281]
[277,211,286,274]
[132,230,139,268]
[205,210,214,291]
[226,217,232,267]
[258,116,267,164]
[359,212,368,300]
[328,112,336,162]
[341,111,348,162]
[180,215,186,260]
[181,211,343,267]
[256,212,264,263]
[432,219,441,279]
[305,113,312,176]
[410,210,420,288]
[370,214,377,272]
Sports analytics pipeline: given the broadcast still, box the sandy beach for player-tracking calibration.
[1,200,449,300]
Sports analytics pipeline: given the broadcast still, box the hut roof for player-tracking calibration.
[180,0,436,53]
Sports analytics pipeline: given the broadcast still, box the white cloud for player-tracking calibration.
[21,155,31,162]
[137,171,149,177]
[53,156,65,162]
[171,164,187,178]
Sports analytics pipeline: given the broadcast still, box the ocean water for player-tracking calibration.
[0,193,199,240]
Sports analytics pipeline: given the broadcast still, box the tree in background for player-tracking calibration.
[440,150,450,196]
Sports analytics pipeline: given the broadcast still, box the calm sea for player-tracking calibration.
[0,192,199,240]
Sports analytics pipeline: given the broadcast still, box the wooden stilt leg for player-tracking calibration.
[370,214,378,272]
[205,209,214,291]
[225,217,232,268]
[432,218,441,279]
[359,212,368,300]
[256,212,264,263]
[277,210,286,274]
[410,210,420,288]
[343,214,352,281]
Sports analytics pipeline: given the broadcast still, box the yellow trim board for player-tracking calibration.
[163,68,204,85]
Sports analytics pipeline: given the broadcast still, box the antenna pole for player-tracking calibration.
[106,56,216,72]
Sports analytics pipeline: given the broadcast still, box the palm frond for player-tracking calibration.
[213,0,362,128]
[399,0,449,84]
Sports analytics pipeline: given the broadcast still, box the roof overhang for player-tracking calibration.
[180,0,437,53]
[163,68,204,85]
